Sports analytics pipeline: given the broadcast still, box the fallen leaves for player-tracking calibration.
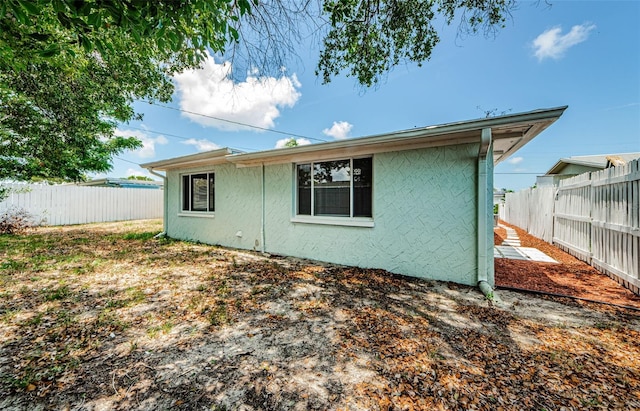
[0,220,638,410]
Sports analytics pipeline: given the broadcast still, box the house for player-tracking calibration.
[141,107,566,294]
[74,178,164,189]
[536,152,640,187]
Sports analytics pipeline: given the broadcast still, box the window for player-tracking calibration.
[182,172,215,213]
[296,157,372,218]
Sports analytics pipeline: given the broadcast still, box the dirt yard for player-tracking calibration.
[1,220,639,410]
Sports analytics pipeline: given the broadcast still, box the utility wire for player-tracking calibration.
[121,125,259,152]
[115,156,141,166]
[146,101,329,143]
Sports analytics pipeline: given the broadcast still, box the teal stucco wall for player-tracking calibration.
[166,143,481,286]
[166,163,263,250]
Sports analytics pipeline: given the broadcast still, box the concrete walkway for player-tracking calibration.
[494,224,558,263]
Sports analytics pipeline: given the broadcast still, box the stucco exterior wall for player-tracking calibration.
[262,144,479,285]
[166,163,263,251]
[166,144,480,286]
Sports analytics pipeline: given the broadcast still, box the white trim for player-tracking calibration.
[141,107,567,171]
[291,216,374,227]
[178,212,215,218]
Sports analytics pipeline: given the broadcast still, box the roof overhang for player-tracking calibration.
[140,148,242,171]
[141,106,567,171]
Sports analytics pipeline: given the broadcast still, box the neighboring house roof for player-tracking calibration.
[545,152,640,175]
[75,178,164,189]
[142,106,567,171]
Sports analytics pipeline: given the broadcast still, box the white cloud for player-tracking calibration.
[173,52,301,131]
[508,156,524,165]
[322,121,353,140]
[182,138,221,152]
[274,137,312,148]
[115,129,168,158]
[533,23,596,61]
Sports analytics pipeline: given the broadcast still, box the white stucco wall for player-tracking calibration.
[166,143,481,286]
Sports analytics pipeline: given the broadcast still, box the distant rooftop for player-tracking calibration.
[545,152,640,175]
[75,178,163,189]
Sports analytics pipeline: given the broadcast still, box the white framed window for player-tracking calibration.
[181,172,215,213]
[296,157,372,219]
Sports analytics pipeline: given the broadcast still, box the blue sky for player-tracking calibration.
[105,1,640,191]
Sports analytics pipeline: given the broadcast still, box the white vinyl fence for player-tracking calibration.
[502,158,640,294]
[502,186,555,243]
[0,184,163,226]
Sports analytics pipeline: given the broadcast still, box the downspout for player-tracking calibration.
[147,168,168,237]
[477,128,496,300]
[260,163,266,253]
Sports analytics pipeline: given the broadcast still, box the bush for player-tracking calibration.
[0,207,36,234]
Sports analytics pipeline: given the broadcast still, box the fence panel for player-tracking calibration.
[589,160,640,293]
[0,184,163,226]
[503,158,640,294]
[503,187,555,243]
[554,173,593,262]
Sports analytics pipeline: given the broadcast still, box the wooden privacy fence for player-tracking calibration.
[0,184,163,226]
[503,158,640,294]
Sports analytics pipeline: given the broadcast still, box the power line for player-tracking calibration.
[114,156,141,166]
[120,125,260,153]
[146,101,329,143]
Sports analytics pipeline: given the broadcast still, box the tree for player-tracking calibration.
[1,0,517,181]
[0,0,253,181]
[317,0,516,86]
[126,175,155,181]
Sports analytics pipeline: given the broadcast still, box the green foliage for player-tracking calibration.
[122,231,158,241]
[125,175,154,181]
[0,0,253,181]
[284,138,299,147]
[1,0,516,180]
[317,0,515,86]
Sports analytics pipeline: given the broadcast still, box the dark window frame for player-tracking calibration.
[181,172,215,213]
[296,157,372,218]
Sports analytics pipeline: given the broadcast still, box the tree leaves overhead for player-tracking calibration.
[0,0,517,181]
[317,0,516,86]
[1,0,252,70]
[0,0,254,181]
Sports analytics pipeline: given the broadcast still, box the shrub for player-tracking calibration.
[0,207,36,235]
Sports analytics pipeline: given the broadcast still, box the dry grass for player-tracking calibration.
[1,220,639,410]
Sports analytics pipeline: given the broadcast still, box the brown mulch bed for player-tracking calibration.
[495,220,640,310]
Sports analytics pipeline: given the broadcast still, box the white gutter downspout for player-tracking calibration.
[147,168,168,237]
[260,163,266,253]
[477,128,495,300]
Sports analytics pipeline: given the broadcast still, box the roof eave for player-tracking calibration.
[229,106,567,167]
[140,148,237,171]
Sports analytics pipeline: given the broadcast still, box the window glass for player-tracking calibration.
[208,173,215,212]
[191,173,208,212]
[297,164,311,215]
[353,158,372,217]
[314,160,350,216]
[182,175,190,211]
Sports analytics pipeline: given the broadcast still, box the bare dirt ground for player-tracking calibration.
[1,220,639,410]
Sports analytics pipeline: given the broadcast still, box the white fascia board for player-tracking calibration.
[228,106,567,167]
[140,148,238,171]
